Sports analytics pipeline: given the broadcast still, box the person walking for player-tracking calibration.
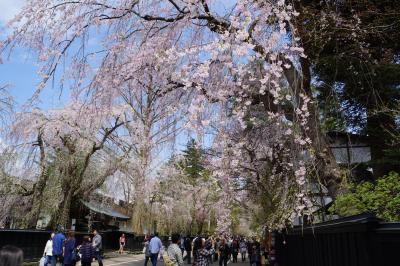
[213,238,220,262]
[43,233,54,266]
[79,236,93,266]
[51,227,65,266]
[63,231,77,266]
[193,238,214,266]
[239,239,247,262]
[231,239,239,263]
[119,234,126,254]
[167,234,184,266]
[179,236,185,257]
[144,235,151,266]
[218,239,230,266]
[205,237,214,265]
[267,246,277,266]
[249,239,261,266]
[0,245,23,266]
[92,229,103,266]
[149,232,162,266]
[184,237,192,264]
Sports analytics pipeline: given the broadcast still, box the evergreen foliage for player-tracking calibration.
[330,172,400,221]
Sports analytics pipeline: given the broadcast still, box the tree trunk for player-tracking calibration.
[264,57,341,197]
[366,107,398,178]
[60,187,74,229]
[197,221,204,235]
[23,133,49,228]
[23,173,48,228]
[286,7,342,197]
[48,185,74,229]
[300,57,341,197]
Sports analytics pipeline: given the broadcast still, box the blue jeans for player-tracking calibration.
[150,253,158,266]
[94,251,103,266]
[144,256,150,266]
[44,255,52,266]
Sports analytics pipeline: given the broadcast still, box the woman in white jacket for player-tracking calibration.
[43,233,54,266]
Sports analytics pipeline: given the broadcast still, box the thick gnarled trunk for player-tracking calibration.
[23,132,49,228]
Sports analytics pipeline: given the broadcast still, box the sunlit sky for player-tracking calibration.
[0,0,222,152]
[0,0,235,110]
[0,0,71,110]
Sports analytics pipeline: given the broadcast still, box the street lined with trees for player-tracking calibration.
[0,0,398,235]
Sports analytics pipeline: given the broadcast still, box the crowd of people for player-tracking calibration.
[0,231,276,266]
[143,234,277,266]
[40,227,103,266]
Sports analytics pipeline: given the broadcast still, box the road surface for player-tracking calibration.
[83,254,251,266]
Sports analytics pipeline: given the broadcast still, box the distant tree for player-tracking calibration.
[178,139,208,183]
[11,104,126,228]
[154,141,219,235]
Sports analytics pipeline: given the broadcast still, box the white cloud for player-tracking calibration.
[0,0,26,24]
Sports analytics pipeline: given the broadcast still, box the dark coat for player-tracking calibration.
[80,243,93,263]
[219,244,231,259]
[184,238,192,251]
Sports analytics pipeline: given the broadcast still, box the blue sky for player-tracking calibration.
[0,0,235,110]
[1,0,76,110]
[0,0,35,107]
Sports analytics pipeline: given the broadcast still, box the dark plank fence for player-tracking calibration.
[276,213,400,266]
[0,230,145,262]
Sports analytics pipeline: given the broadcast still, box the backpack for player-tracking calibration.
[163,252,175,266]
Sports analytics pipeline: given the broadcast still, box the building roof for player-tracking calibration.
[80,200,131,220]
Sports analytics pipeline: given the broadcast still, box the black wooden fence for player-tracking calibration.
[275,213,400,266]
[0,230,145,262]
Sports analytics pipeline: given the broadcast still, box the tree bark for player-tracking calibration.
[23,132,49,228]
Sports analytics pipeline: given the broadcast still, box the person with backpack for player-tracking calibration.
[79,236,93,266]
[166,234,183,266]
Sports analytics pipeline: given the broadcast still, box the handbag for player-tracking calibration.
[39,257,45,266]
